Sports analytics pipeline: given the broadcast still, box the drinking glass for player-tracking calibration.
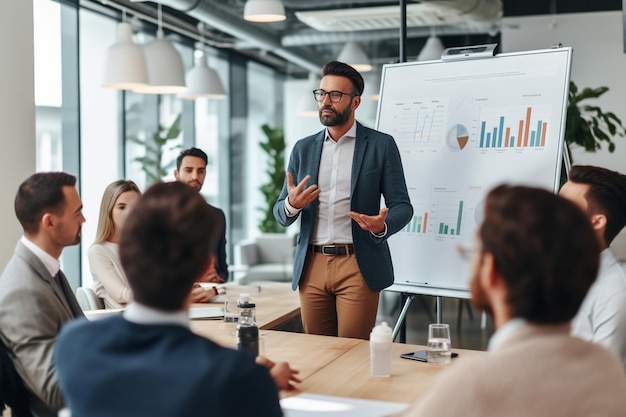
[223,297,241,335]
[427,323,452,365]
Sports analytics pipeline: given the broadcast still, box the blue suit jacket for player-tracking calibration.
[273,122,413,291]
[55,316,282,417]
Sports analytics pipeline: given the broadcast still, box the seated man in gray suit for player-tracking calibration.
[405,185,626,417]
[0,172,85,417]
[55,182,296,417]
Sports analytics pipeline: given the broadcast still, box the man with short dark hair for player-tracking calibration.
[0,172,85,417]
[274,61,413,339]
[55,182,292,417]
[405,185,626,417]
[175,147,228,302]
[559,164,626,363]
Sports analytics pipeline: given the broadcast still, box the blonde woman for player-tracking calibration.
[89,180,141,309]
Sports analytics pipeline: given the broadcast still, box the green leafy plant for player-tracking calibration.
[565,81,626,153]
[128,114,182,184]
[258,124,286,233]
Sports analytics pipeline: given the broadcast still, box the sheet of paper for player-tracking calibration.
[280,393,408,417]
[189,306,223,320]
[84,309,124,321]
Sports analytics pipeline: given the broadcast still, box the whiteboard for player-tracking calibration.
[376,47,572,296]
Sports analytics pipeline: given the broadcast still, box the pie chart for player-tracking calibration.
[447,124,470,152]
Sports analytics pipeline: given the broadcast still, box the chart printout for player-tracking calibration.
[376,48,572,292]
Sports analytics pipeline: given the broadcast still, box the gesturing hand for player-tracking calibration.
[286,172,320,210]
[348,207,389,235]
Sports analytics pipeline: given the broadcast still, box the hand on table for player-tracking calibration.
[189,283,219,303]
[256,356,301,390]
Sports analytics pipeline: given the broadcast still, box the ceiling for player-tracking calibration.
[101,0,622,76]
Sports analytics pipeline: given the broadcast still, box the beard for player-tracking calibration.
[470,268,493,316]
[319,103,352,127]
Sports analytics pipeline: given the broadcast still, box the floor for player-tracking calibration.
[377,291,495,351]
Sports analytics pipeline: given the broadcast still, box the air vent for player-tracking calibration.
[295,1,501,32]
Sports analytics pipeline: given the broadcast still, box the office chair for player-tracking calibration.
[75,287,105,311]
[0,339,34,417]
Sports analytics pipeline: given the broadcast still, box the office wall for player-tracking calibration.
[502,11,626,172]
[0,2,36,268]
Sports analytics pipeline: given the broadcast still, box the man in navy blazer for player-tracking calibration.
[274,61,412,339]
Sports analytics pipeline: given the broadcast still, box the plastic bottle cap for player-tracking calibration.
[370,322,392,342]
[239,293,250,302]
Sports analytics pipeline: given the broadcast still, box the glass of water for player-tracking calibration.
[427,323,452,366]
[223,297,240,335]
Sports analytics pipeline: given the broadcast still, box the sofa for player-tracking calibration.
[233,234,296,284]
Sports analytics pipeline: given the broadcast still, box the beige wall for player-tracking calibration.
[0,2,36,268]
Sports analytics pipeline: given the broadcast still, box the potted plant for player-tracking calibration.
[565,81,626,153]
[257,124,287,233]
[128,114,182,185]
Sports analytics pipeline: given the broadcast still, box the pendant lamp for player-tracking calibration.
[133,5,186,94]
[337,41,372,72]
[102,21,148,90]
[179,52,227,100]
[244,0,286,22]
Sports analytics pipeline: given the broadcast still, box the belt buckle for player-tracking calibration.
[321,245,335,256]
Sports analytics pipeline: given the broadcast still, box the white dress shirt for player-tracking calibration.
[21,235,60,277]
[123,302,190,328]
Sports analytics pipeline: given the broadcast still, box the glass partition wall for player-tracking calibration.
[33,0,283,288]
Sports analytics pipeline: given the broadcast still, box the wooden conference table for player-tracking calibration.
[190,282,484,410]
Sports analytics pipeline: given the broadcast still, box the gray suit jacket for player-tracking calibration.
[274,122,413,291]
[0,241,83,417]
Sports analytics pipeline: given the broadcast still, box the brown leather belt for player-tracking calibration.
[310,244,354,256]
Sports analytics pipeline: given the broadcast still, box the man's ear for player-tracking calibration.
[590,213,607,233]
[481,252,500,289]
[173,169,179,181]
[41,213,55,232]
[352,95,361,111]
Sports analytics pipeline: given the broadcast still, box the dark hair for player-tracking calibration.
[176,147,208,171]
[480,185,599,324]
[14,172,77,234]
[322,61,365,96]
[568,165,626,245]
[119,182,219,311]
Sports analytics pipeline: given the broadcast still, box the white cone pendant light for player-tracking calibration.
[133,28,186,94]
[244,0,286,22]
[417,36,445,61]
[179,53,227,100]
[337,41,372,72]
[102,22,148,90]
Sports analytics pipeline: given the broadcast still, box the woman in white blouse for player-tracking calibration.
[89,180,141,309]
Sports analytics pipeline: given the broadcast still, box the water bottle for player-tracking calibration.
[236,294,259,356]
[370,322,392,377]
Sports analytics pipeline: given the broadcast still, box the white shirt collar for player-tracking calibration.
[20,235,60,277]
[488,318,526,351]
[324,120,357,142]
[123,302,190,328]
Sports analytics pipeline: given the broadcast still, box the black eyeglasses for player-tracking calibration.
[312,89,357,103]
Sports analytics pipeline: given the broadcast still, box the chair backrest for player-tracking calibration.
[0,339,34,417]
[75,287,105,311]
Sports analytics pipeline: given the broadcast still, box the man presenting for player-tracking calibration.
[405,185,626,417]
[274,61,413,339]
[559,165,626,364]
[0,172,85,416]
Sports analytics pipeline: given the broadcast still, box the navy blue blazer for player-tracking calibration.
[273,122,413,291]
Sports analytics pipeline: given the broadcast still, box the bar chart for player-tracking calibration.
[435,199,464,236]
[477,105,550,149]
[402,212,429,234]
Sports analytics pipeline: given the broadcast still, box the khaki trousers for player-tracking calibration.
[298,251,380,340]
